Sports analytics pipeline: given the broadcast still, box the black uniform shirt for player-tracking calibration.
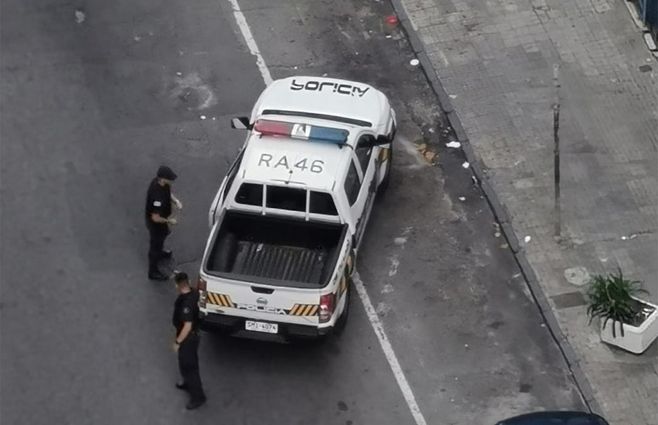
[173,290,200,336]
[145,178,172,227]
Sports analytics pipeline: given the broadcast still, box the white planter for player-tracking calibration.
[600,297,658,354]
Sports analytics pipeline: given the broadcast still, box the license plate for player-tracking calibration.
[245,320,278,334]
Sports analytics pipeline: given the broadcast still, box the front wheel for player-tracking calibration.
[377,148,393,197]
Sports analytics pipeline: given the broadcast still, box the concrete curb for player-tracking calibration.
[621,0,658,58]
[388,0,603,415]
[623,0,648,31]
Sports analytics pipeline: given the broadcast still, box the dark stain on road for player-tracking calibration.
[488,320,505,330]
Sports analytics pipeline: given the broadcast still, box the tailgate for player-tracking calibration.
[200,273,322,325]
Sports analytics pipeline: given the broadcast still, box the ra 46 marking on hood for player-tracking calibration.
[291,79,370,98]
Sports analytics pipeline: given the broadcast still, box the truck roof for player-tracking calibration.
[233,76,394,193]
[239,130,350,192]
[249,76,391,132]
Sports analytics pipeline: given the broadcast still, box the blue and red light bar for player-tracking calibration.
[254,119,349,145]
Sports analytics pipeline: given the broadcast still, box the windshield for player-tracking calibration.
[496,412,609,425]
[262,109,372,127]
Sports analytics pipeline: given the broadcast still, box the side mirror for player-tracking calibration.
[230,117,251,130]
[357,135,391,150]
[375,135,391,146]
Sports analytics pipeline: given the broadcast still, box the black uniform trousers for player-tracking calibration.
[148,224,169,275]
[178,334,205,402]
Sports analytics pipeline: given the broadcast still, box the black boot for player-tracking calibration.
[186,397,206,410]
[148,271,168,281]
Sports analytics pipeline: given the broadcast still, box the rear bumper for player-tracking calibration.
[199,312,333,339]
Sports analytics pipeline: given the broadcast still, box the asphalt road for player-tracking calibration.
[1,0,585,424]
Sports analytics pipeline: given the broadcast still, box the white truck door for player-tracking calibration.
[345,134,378,247]
[208,148,245,228]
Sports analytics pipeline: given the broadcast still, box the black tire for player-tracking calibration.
[377,148,393,197]
[334,280,351,334]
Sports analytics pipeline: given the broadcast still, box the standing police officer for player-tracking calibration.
[145,165,182,280]
[172,272,206,410]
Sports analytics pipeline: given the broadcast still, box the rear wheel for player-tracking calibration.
[334,280,351,334]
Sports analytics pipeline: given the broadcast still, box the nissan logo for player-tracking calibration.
[256,297,268,305]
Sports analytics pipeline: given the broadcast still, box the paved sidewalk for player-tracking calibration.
[397,0,658,423]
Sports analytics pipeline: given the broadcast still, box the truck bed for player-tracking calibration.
[206,211,347,288]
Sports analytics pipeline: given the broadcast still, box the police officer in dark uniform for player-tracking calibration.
[145,165,182,280]
[172,272,206,410]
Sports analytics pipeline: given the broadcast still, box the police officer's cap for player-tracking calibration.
[157,165,177,181]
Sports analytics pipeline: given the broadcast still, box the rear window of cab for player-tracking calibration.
[235,183,338,216]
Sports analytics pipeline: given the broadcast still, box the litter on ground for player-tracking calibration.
[75,9,85,24]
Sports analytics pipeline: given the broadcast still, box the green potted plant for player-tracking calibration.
[586,268,657,354]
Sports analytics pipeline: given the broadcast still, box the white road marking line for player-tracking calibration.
[353,273,429,425]
[227,0,273,85]
[227,4,427,423]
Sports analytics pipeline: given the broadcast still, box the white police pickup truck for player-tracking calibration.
[197,76,396,339]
